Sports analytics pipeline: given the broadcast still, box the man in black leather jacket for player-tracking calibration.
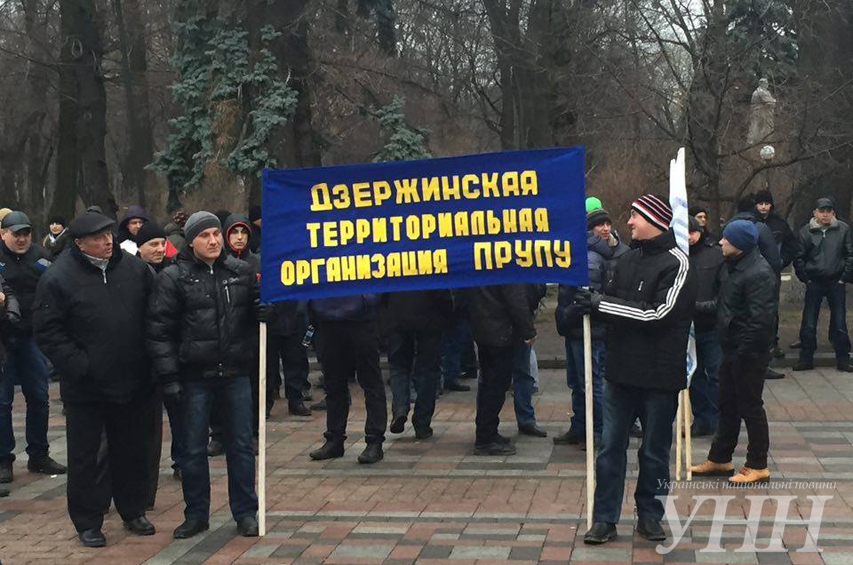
[793,198,853,372]
[692,219,776,485]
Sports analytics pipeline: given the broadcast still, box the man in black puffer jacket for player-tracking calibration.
[793,198,853,372]
[0,273,20,499]
[147,211,263,540]
[387,290,453,439]
[688,217,725,437]
[692,220,776,485]
[578,195,696,546]
[554,207,628,446]
[467,283,537,456]
[34,212,156,547]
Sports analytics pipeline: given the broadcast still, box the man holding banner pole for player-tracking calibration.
[577,195,696,545]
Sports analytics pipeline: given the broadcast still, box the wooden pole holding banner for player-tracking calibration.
[583,314,594,531]
[675,393,683,481]
[684,391,692,480]
[258,322,267,536]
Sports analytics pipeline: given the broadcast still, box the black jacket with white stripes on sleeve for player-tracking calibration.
[593,229,697,392]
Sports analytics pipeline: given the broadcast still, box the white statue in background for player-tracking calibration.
[747,78,777,145]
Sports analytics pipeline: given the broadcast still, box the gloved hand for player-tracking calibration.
[255,300,276,323]
[574,288,601,315]
[162,381,184,405]
[795,271,809,284]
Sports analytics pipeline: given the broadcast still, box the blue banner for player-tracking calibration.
[261,146,589,301]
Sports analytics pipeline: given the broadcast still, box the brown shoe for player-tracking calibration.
[728,466,770,485]
[690,459,734,477]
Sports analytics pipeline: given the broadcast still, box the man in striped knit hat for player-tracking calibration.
[575,194,697,545]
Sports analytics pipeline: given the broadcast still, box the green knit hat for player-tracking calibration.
[585,196,603,213]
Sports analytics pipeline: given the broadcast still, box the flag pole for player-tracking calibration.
[258,322,267,536]
[583,313,595,531]
[684,391,692,480]
[675,393,683,481]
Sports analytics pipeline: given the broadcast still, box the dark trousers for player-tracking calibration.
[0,337,50,462]
[164,393,186,470]
[799,280,851,361]
[441,315,478,387]
[65,398,149,532]
[708,352,770,469]
[565,338,605,437]
[268,331,310,407]
[593,382,678,524]
[474,343,515,445]
[319,320,386,445]
[182,377,257,522]
[689,328,723,432]
[144,390,163,507]
[388,329,441,431]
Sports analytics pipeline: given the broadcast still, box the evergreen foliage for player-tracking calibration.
[727,0,797,80]
[373,97,431,162]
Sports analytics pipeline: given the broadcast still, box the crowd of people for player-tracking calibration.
[0,189,849,548]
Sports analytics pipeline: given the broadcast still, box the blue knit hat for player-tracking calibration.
[723,219,758,253]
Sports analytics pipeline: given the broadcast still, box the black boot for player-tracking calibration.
[583,522,617,545]
[237,516,259,537]
[838,358,853,373]
[288,401,312,416]
[0,460,12,483]
[357,443,384,464]
[79,529,107,548]
[636,516,666,541]
[310,440,344,460]
[173,519,209,539]
[123,516,156,536]
[27,455,66,475]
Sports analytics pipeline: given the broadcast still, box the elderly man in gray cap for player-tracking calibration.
[793,198,853,372]
[34,211,156,547]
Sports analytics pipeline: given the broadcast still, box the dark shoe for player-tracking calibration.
[495,433,511,445]
[123,516,155,536]
[474,442,517,456]
[518,423,547,438]
[27,455,66,475]
[773,346,785,359]
[793,360,814,371]
[636,516,666,541]
[553,430,584,445]
[358,443,384,464]
[789,340,801,349]
[765,368,785,380]
[0,487,9,497]
[79,528,106,548]
[310,440,344,460]
[310,398,327,411]
[288,401,312,416]
[390,414,407,434]
[414,427,433,440]
[444,382,471,392]
[0,461,11,483]
[207,440,225,457]
[301,389,314,402]
[838,359,853,373]
[174,519,209,539]
[236,516,259,537]
[583,522,616,545]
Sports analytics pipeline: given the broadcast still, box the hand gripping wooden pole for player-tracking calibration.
[583,314,594,531]
[258,322,267,536]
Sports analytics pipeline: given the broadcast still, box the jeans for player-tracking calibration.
[512,343,536,427]
[594,381,678,524]
[709,352,770,469]
[799,280,851,361]
[65,398,149,532]
[564,338,604,437]
[441,315,477,387]
[689,329,723,432]
[388,329,441,431]
[182,377,257,522]
[268,331,310,406]
[319,320,387,444]
[474,343,515,445]
[0,337,50,462]
[164,392,186,470]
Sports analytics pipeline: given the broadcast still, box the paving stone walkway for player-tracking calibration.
[1,364,852,565]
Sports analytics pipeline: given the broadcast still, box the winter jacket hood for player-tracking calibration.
[223,214,260,273]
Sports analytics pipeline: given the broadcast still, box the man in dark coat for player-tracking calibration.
[554,207,629,447]
[0,211,67,483]
[42,215,70,258]
[467,283,537,456]
[308,294,387,464]
[0,273,21,498]
[793,197,853,372]
[692,220,777,484]
[688,216,725,436]
[579,194,697,545]
[754,189,797,359]
[33,212,156,547]
[388,290,453,439]
[147,211,263,539]
[117,205,150,255]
